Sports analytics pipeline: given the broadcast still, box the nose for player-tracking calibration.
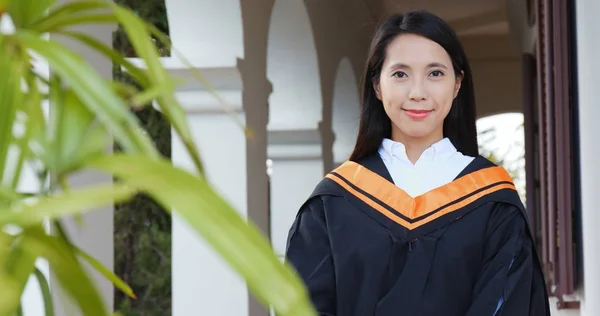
[408,81,427,101]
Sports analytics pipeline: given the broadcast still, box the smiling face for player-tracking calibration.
[374,33,463,144]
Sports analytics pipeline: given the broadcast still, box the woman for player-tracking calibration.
[285,10,550,316]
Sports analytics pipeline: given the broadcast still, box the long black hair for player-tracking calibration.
[349,10,479,162]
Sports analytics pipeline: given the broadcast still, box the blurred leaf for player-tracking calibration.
[74,246,137,299]
[1,1,316,315]
[88,154,317,315]
[58,30,150,87]
[16,30,159,158]
[0,35,24,187]
[33,267,54,316]
[113,7,205,174]
[0,231,21,315]
[54,89,109,173]
[30,1,115,32]
[0,185,25,202]
[6,0,55,28]
[20,227,108,315]
[24,72,54,170]
[9,73,43,189]
[0,183,136,226]
[0,234,38,314]
[35,13,117,33]
[129,79,183,107]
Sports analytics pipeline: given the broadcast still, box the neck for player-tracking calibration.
[391,129,444,164]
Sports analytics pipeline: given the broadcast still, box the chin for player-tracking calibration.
[401,129,434,139]
[395,122,436,139]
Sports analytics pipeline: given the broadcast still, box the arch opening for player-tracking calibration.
[332,57,361,165]
[266,0,322,130]
[476,112,526,200]
[165,0,243,67]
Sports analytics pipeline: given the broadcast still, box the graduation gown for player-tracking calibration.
[285,154,550,316]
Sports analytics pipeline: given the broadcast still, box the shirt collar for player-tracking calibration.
[378,137,458,165]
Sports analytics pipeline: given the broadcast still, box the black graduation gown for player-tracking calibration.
[285,154,550,316]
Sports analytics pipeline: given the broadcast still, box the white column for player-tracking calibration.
[575,1,600,315]
[158,0,248,314]
[268,130,324,258]
[157,65,248,316]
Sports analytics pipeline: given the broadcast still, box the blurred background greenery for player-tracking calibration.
[112,0,172,314]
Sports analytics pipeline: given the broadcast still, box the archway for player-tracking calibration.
[266,0,322,130]
[476,112,525,200]
[266,0,324,259]
[332,57,361,166]
[166,0,243,67]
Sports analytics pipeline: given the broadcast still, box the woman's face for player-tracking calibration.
[374,33,463,143]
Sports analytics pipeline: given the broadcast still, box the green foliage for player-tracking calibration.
[113,0,169,57]
[113,106,172,315]
[111,1,172,314]
[0,1,317,315]
[114,213,171,316]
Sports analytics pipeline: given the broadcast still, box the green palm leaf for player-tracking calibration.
[1,0,317,315]
[16,30,159,158]
[88,154,316,316]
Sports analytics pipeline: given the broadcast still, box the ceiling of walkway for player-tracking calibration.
[360,0,508,35]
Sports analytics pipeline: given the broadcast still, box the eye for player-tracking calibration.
[430,70,444,77]
[392,71,407,78]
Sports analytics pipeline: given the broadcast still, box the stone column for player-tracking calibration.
[238,0,274,314]
[160,1,249,315]
[164,66,249,316]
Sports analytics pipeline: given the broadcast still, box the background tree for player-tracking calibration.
[112,0,172,314]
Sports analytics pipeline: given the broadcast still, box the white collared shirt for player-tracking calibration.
[377,138,475,197]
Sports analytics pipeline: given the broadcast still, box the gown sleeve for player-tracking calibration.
[465,203,550,316]
[285,197,336,316]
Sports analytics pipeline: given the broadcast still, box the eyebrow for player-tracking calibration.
[388,62,448,70]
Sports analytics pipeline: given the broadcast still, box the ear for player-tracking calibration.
[373,80,382,100]
[453,70,464,99]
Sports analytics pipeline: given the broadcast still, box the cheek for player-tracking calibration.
[380,80,408,104]
[431,84,456,111]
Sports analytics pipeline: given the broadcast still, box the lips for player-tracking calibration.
[402,109,432,119]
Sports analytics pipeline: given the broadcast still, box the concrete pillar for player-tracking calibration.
[163,66,248,316]
[268,130,323,258]
[575,1,600,315]
[238,0,275,314]
[159,1,248,315]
